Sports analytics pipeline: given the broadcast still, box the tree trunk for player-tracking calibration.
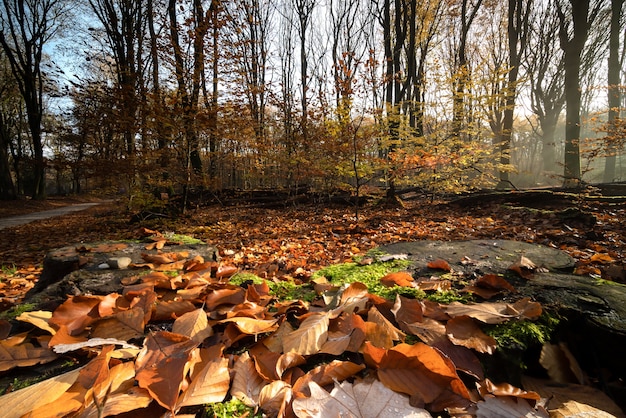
[604,0,623,183]
[557,0,592,188]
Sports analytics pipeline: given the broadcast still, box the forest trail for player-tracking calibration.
[0,202,106,230]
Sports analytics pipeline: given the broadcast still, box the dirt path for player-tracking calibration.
[0,202,107,230]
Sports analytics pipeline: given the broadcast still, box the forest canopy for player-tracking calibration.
[1,0,625,202]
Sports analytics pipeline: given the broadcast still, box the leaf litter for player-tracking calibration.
[0,199,625,416]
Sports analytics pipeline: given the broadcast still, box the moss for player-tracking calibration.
[230,273,316,302]
[268,280,316,303]
[312,259,411,299]
[484,313,560,351]
[229,272,265,286]
[164,232,205,245]
[0,303,37,320]
[425,290,472,304]
[205,398,263,417]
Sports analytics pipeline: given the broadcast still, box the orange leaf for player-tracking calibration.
[177,356,230,407]
[380,272,414,287]
[49,295,101,335]
[445,315,497,354]
[135,331,199,411]
[231,351,266,407]
[282,312,330,355]
[427,259,451,271]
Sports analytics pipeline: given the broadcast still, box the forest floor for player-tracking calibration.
[0,193,625,416]
[1,192,624,281]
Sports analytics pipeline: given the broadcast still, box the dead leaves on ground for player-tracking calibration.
[0,246,556,417]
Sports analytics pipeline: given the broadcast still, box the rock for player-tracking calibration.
[107,257,132,269]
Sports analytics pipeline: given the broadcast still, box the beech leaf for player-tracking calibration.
[282,312,330,355]
[231,351,266,407]
[292,379,431,418]
[16,310,56,335]
[178,357,230,407]
[172,308,214,343]
[446,315,497,354]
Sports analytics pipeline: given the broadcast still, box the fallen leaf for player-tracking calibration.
[283,312,330,355]
[443,301,517,324]
[0,339,57,372]
[427,259,451,271]
[0,367,82,418]
[177,356,230,407]
[172,308,214,343]
[135,331,199,411]
[539,342,585,385]
[380,271,414,287]
[52,337,139,354]
[292,379,431,418]
[292,360,365,397]
[446,315,497,354]
[258,380,292,417]
[231,351,266,407]
[476,395,548,418]
[16,310,56,335]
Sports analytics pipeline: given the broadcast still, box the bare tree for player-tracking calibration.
[604,0,624,182]
[0,0,69,199]
[556,0,601,187]
[496,0,532,189]
[525,2,565,180]
[292,0,315,143]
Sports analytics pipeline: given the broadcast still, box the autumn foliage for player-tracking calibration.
[0,230,556,418]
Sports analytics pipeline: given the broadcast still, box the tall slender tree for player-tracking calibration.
[556,0,600,187]
[0,0,69,199]
[604,0,623,182]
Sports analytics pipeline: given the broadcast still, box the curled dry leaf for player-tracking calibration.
[231,351,266,407]
[446,315,497,354]
[292,379,431,418]
[16,310,56,335]
[52,337,139,354]
[292,360,365,397]
[539,342,585,385]
[0,338,57,372]
[258,380,292,417]
[476,396,548,418]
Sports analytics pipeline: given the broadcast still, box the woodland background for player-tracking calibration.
[1,0,626,206]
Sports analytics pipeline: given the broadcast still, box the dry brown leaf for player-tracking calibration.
[292,360,366,397]
[539,342,585,385]
[259,380,292,417]
[135,331,199,411]
[172,308,214,343]
[446,315,497,354]
[392,295,424,330]
[476,274,516,292]
[177,356,230,408]
[218,316,279,335]
[427,259,452,271]
[380,271,414,287]
[52,337,139,354]
[508,255,538,279]
[16,310,56,335]
[231,351,267,407]
[153,300,197,321]
[403,317,447,345]
[205,287,246,310]
[476,396,548,418]
[49,295,102,335]
[362,342,470,405]
[0,367,82,418]
[443,301,517,324]
[477,378,541,401]
[283,312,330,355]
[0,339,57,372]
[90,306,146,341]
[276,352,307,378]
[292,379,431,418]
[367,306,405,342]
